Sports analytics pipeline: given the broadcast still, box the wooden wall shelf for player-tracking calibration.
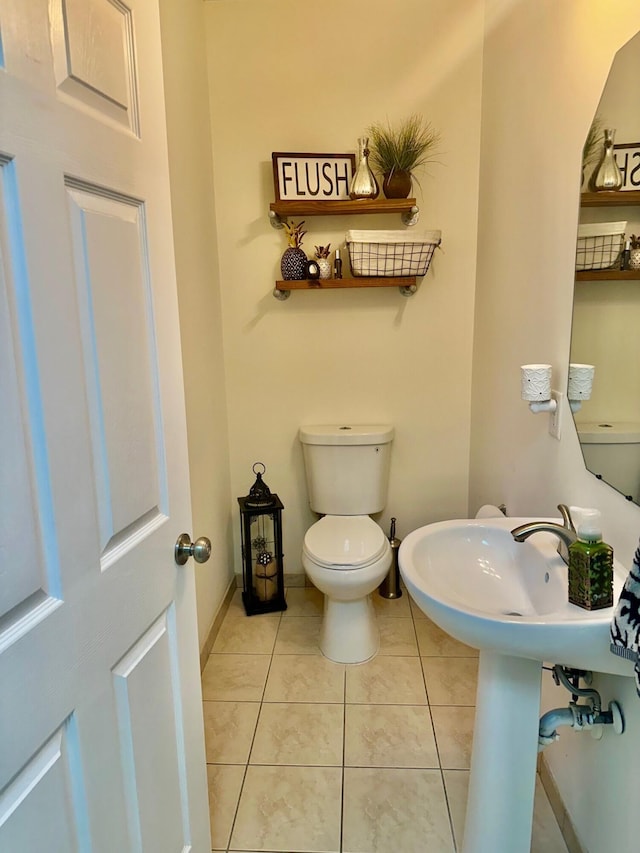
[273,276,417,299]
[269,197,427,298]
[270,198,418,217]
[276,276,416,289]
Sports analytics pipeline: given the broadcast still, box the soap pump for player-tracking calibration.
[568,508,613,610]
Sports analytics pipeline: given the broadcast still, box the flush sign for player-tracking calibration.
[614,142,640,190]
[272,152,356,202]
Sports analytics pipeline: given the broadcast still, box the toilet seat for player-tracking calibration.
[303,515,387,569]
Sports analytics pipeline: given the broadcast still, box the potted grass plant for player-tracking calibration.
[367,114,441,198]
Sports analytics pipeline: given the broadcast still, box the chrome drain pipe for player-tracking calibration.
[538,666,624,750]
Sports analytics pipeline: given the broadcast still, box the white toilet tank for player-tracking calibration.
[299,424,394,515]
[577,421,640,501]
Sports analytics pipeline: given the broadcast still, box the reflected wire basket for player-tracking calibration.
[575,221,626,271]
[346,229,442,277]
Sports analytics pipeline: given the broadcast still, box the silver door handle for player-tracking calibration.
[174,533,212,565]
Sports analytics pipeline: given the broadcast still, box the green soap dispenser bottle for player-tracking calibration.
[568,509,613,610]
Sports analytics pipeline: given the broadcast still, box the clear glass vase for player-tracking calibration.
[592,128,622,192]
[349,137,379,200]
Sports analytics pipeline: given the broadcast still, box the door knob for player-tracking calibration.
[175,533,212,566]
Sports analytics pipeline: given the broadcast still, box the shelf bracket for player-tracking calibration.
[399,283,417,297]
[401,205,420,227]
[269,210,285,230]
[273,286,291,300]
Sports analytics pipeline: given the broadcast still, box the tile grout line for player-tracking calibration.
[222,614,281,853]
[340,658,347,853]
[412,599,460,852]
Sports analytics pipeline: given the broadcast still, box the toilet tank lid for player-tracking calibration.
[577,421,640,444]
[299,424,394,445]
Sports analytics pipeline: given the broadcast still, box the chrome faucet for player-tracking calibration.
[510,504,578,565]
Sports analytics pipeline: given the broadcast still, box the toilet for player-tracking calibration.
[577,421,640,502]
[299,424,394,664]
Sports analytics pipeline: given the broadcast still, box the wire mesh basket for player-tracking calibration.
[346,230,441,277]
[575,221,626,271]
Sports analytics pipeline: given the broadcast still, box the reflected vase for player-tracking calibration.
[591,128,623,192]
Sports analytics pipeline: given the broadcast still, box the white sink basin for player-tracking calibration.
[399,515,630,852]
[399,516,629,678]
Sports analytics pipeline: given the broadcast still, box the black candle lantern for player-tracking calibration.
[238,463,287,616]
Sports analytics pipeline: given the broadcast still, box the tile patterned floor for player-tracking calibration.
[201,586,568,853]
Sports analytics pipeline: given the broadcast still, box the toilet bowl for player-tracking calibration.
[299,424,394,664]
[302,515,392,663]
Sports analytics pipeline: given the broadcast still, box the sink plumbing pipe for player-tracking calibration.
[538,665,624,751]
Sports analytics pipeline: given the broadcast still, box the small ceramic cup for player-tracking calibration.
[521,364,553,401]
[568,363,595,400]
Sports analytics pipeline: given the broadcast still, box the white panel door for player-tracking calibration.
[0,1,210,850]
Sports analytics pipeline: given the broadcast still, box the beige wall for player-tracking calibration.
[472,2,640,850]
[159,0,234,649]
[204,0,485,573]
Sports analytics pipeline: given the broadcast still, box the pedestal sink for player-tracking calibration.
[399,516,629,853]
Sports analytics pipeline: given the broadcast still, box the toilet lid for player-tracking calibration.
[303,515,388,569]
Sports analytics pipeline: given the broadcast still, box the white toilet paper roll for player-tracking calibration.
[568,363,595,400]
[521,364,552,401]
[475,504,506,519]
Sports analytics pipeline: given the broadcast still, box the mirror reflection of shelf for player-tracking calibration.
[576,269,640,280]
[577,191,640,280]
[580,190,640,206]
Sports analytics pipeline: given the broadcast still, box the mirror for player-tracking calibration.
[570,31,640,504]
